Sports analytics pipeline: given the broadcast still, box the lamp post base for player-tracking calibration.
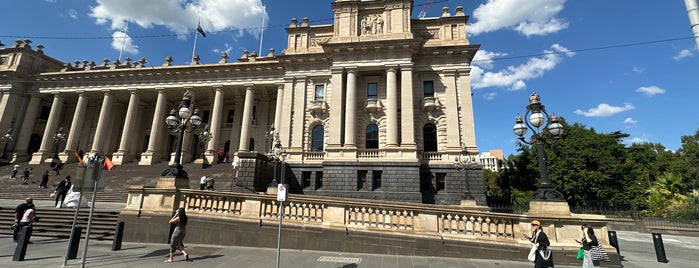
[531,183,565,201]
[161,164,189,179]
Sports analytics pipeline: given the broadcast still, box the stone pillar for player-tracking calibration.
[12,94,41,162]
[30,94,64,164]
[385,66,398,148]
[140,89,167,165]
[344,68,357,148]
[278,78,294,149]
[291,77,307,152]
[0,91,19,135]
[205,86,224,163]
[458,69,478,151]
[90,91,114,155]
[238,85,254,152]
[60,92,88,163]
[400,65,416,148]
[327,68,344,148]
[273,83,284,134]
[443,70,461,151]
[113,90,140,165]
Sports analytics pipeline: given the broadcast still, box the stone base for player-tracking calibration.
[193,158,210,169]
[111,151,131,165]
[266,185,278,195]
[29,152,49,165]
[138,151,159,165]
[155,177,190,189]
[527,200,571,217]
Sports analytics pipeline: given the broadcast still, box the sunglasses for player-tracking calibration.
[531,224,539,226]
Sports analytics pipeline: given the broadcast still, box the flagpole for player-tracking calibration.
[259,5,266,54]
[191,20,199,61]
[118,20,129,62]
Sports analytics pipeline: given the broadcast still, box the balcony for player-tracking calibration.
[309,100,326,114]
[304,151,325,161]
[365,99,382,113]
[423,97,439,111]
[357,149,385,159]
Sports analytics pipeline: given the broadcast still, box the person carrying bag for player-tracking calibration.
[523,220,554,268]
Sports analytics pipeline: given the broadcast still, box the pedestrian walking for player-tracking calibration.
[522,220,553,268]
[54,176,72,208]
[53,162,63,175]
[13,197,33,242]
[576,224,600,268]
[166,208,190,263]
[21,167,31,184]
[11,163,20,180]
[39,170,50,188]
[205,175,214,191]
[199,175,206,190]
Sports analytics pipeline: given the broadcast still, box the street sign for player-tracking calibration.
[277,183,287,201]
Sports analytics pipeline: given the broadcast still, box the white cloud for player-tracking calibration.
[89,0,268,52]
[68,9,78,19]
[483,92,498,100]
[632,67,645,74]
[468,0,568,36]
[626,137,649,145]
[213,43,234,55]
[574,103,635,117]
[471,44,574,90]
[673,48,695,60]
[473,50,508,69]
[636,86,666,97]
[111,31,139,55]
[623,117,637,124]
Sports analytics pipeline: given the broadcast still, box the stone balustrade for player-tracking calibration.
[357,149,385,159]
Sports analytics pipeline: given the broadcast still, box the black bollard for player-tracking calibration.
[652,233,669,263]
[112,221,125,251]
[607,230,621,255]
[12,225,32,261]
[67,226,82,259]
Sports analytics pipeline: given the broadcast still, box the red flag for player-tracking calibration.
[104,156,114,171]
[74,150,83,164]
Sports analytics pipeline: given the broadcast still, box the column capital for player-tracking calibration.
[243,83,254,89]
[346,68,358,74]
[128,89,140,95]
[399,63,414,71]
[276,82,285,89]
[330,67,344,74]
[456,67,472,75]
[386,64,399,72]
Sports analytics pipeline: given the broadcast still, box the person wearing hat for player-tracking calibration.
[13,197,33,242]
[522,220,553,267]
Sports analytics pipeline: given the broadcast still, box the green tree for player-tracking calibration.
[677,129,699,188]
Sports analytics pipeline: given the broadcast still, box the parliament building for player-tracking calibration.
[0,0,484,205]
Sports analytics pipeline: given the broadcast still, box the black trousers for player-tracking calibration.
[14,222,32,242]
[55,191,68,207]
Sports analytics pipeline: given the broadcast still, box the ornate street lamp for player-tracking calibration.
[513,92,565,200]
[53,127,67,159]
[1,129,12,159]
[162,90,202,179]
[198,126,212,161]
[454,149,479,200]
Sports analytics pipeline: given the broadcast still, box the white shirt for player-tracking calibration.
[13,164,20,171]
[200,175,207,184]
[21,208,35,223]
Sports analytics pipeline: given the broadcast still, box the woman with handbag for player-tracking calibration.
[166,208,190,263]
[523,220,554,268]
[576,224,601,267]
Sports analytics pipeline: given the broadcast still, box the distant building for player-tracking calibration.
[0,0,484,205]
[479,150,506,172]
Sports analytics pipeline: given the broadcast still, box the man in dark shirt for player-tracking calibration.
[13,197,33,242]
[55,176,72,208]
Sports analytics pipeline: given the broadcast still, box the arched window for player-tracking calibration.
[249,138,255,151]
[311,125,324,151]
[423,123,438,152]
[366,124,379,149]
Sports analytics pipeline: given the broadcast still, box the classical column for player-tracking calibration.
[29,94,64,164]
[344,68,357,148]
[400,65,416,148]
[273,83,284,133]
[238,85,254,152]
[327,68,344,148]
[140,89,167,165]
[205,86,224,163]
[291,77,307,151]
[0,91,19,135]
[61,92,88,163]
[443,70,461,150]
[278,78,294,149]
[90,91,114,155]
[13,94,41,162]
[385,66,399,147]
[113,90,140,165]
[458,68,478,151]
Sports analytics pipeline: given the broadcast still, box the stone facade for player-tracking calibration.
[0,0,483,205]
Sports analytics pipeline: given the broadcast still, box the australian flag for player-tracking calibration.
[197,23,206,37]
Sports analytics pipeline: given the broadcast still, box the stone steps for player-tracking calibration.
[0,206,120,240]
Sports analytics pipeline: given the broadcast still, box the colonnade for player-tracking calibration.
[19,84,280,166]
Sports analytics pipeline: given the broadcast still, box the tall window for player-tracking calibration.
[372,170,382,190]
[314,84,325,101]
[366,124,379,149]
[423,80,435,97]
[436,173,446,192]
[202,110,210,124]
[249,138,255,151]
[367,82,378,99]
[423,123,438,152]
[227,110,235,123]
[311,125,324,151]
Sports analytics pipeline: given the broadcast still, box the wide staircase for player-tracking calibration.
[0,160,238,240]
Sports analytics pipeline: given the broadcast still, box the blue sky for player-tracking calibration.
[2,0,698,157]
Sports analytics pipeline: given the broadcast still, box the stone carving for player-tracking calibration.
[361,14,384,35]
[418,29,440,40]
[311,37,331,46]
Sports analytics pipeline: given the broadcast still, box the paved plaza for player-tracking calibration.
[1,230,698,267]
